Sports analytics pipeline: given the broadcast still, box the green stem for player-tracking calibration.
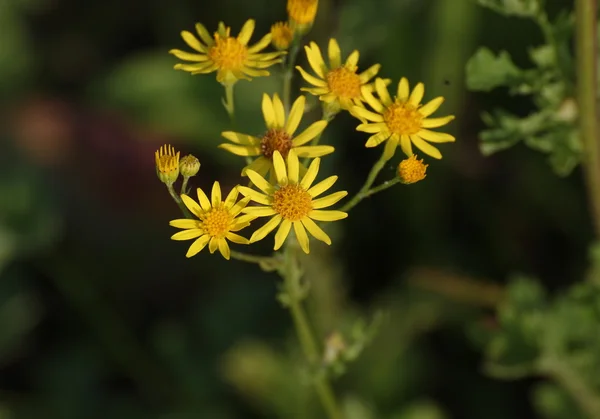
[364,178,401,198]
[540,356,600,419]
[181,176,190,196]
[283,38,302,113]
[281,244,342,419]
[223,83,236,123]
[166,184,192,219]
[575,0,600,237]
[230,250,280,270]
[340,148,388,212]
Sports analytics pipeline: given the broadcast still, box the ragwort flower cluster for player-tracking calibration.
[159,0,456,259]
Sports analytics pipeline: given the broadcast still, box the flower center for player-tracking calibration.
[326,67,362,99]
[384,102,423,135]
[260,128,293,159]
[287,0,318,24]
[200,204,233,237]
[398,155,428,184]
[208,35,248,71]
[272,184,313,221]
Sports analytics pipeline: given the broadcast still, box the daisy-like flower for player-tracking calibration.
[155,144,180,185]
[287,0,318,31]
[219,93,332,179]
[398,155,428,184]
[352,77,456,160]
[270,22,293,50]
[169,19,285,86]
[238,150,347,254]
[169,182,255,259]
[296,39,381,113]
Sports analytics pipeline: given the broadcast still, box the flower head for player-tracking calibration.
[287,0,318,32]
[219,93,333,179]
[170,182,255,259]
[398,155,428,184]
[270,22,293,50]
[169,19,285,86]
[296,40,381,114]
[155,144,180,185]
[238,150,347,254]
[352,77,456,160]
[180,154,200,178]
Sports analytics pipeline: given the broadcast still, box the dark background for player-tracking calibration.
[0,0,590,418]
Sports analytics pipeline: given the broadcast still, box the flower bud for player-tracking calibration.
[270,22,293,50]
[398,155,428,184]
[155,144,180,185]
[180,154,200,178]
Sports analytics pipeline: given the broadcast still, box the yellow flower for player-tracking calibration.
[219,93,333,179]
[398,155,428,184]
[287,0,318,29]
[169,19,285,86]
[270,22,293,50]
[296,39,381,113]
[155,144,180,185]
[169,182,255,259]
[238,150,347,254]
[352,77,456,160]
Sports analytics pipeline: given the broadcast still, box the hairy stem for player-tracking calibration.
[575,0,600,236]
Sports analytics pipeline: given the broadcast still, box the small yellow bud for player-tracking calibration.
[180,154,200,178]
[155,144,180,185]
[287,0,318,34]
[397,155,428,184]
[270,22,294,50]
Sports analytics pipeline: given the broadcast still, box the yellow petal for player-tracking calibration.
[397,77,409,102]
[421,115,455,128]
[300,158,320,189]
[287,150,300,183]
[286,96,306,135]
[292,120,328,146]
[238,185,272,205]
[186,235,210,257]
[357,122,386,134]
[170,219,199,229]
[419,97,444,117]
[351,106,384,123]
[271,93,285,128]
[226,232,249,244]
[293,221,310,254]
[247,170,275,194]
[328,38,342,68]
[250,215,282,242]
[375,78,392,106]
[217,238,231,259]
[294,145,334,157]
[400,134,413,157]
[196,188,211,211]
[269,151,286,185]
[365,132,389,147]
[312,191,347,209]
[211,182,222,206]
[274,219,292,250]
[417,129,456,143]
[358,63,380,83]
[382,136,398,160]
[169,49,209,62]
[237,19,255,45]
[262,93,276,129]
[243,206,277,217]
[171,229,204,241]
[242,156,271,177]
[194,23,214,46]
[308,175,337,198]
[247,33,271,53]
[181,194,202,217]
[345,50,359,68]
[221,131,260,145]
[408,82,425,107]
[181,31,205,53]
[309,210,348,221]
[219,143,261,156]
[361,86,385,113]
[306,43,326,78]
[224,186,239,208]
[411,135,442,159]
[208,237,218,254]
[301,217,331,245]
[296,66,327,87]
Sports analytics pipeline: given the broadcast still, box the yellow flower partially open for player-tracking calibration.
[238,150,347,254]
[352,77,456,160]
[296,39,381,113]
[155,144,180,185]
[169,182,255,259]
[219,93,333,179]
[169,19,285,85]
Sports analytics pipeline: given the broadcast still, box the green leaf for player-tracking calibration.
[466,48,522,92]
[476,0,540,17]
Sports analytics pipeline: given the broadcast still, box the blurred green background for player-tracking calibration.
[0,0,591,418]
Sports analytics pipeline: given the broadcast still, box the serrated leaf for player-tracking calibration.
[466,48,522,92]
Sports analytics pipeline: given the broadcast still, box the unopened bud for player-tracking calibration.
[180,154,200,178]
[398,155,428,184]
